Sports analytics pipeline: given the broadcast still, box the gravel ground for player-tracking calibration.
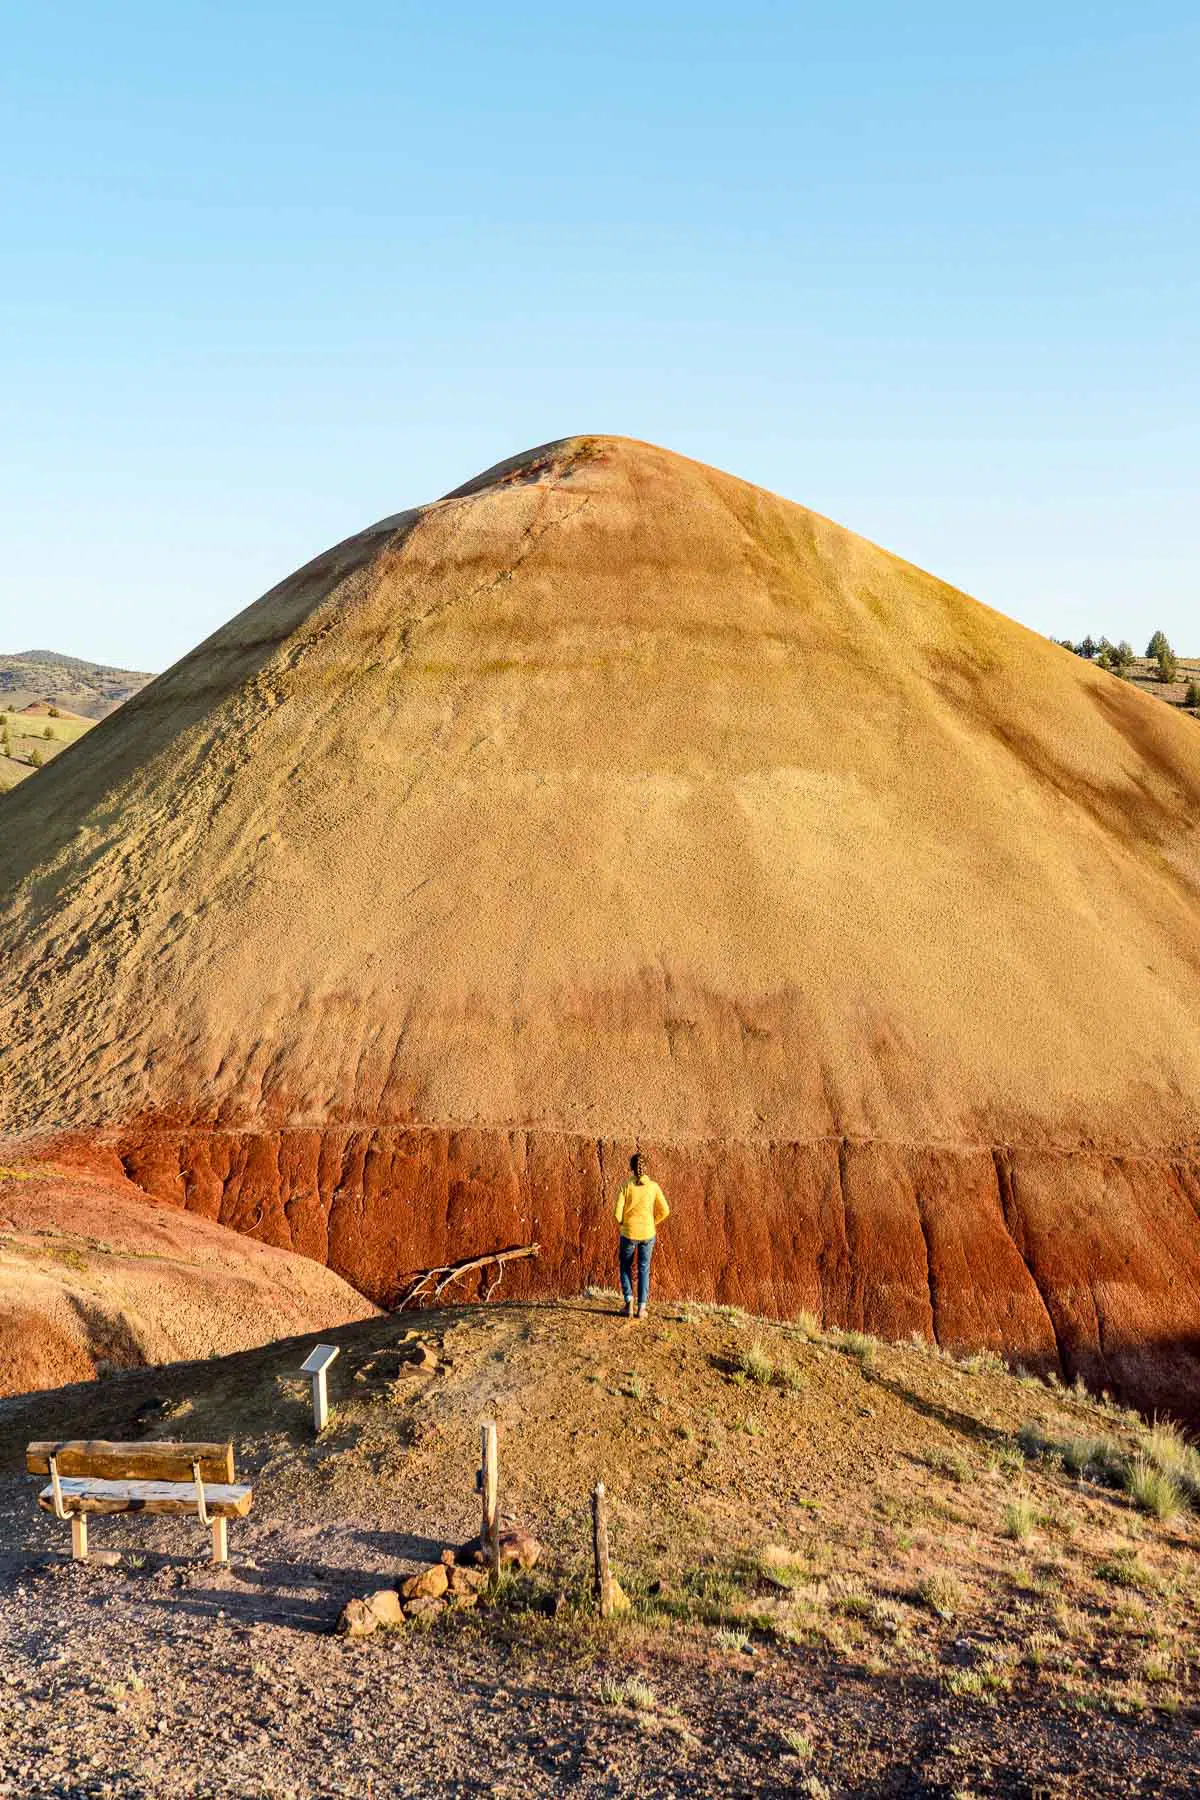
[1,1532,1197,1799]
[2,1302,1198,1796]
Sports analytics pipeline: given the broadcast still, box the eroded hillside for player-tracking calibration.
[1,437,1198,1416]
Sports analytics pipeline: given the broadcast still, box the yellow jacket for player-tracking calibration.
[615,1177,669,1242]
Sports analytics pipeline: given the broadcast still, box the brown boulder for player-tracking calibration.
[458,1527,541,1571]
[499,1528,541,1571]
[336,1598,378,1639]
[366,1589,406,1628]
[395,1336,439,1372]
[447,1564,489,1596]
[399,1564,449,1602]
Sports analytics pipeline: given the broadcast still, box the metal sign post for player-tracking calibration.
[300,1344,340,1433]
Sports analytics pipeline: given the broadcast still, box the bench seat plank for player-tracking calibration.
[38,1477,253,1519]
[26,1441,235,1483]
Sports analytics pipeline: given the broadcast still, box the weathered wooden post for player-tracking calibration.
[300,1344,340,1434]
[480,1419,499,1573]
[592,1480,613,1617]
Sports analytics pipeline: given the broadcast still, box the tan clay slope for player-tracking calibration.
[1,437,1199,1411]
[0,1161,378,1397]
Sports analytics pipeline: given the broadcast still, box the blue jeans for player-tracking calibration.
[619,1235,655,1309]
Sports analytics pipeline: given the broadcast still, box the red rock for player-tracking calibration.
[499,1529,541,1572]
[0,1164,376,1398]
[457,1529,541,1572]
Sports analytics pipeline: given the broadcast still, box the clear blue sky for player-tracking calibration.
[1,3,1196,670]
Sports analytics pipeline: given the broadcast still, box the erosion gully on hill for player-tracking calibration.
[1,1298,1198,1797]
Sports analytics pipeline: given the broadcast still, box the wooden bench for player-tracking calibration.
[26,1440,253,1565]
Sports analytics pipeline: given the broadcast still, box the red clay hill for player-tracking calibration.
[0,1154,376,1396]
[1,438,1198,1415]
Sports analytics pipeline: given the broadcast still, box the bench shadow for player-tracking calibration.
[135,1587,337,1633]
[124,1548,448,1635]
[129,1531,455,1633]
[345,1529,448,1561]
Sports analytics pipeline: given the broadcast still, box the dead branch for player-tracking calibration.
[394,1242,540,1311]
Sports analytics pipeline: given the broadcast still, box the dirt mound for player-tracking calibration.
[1,1298,1199,1796]
[0,437,1198,1414]
[0,1159,378,1395]
[15,702,88,720]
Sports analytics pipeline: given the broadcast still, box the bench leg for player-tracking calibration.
[70,1515,88,1561]
[211,1517,228,1565]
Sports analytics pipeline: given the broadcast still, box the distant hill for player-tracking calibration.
[0,649,153,719]
[1052,637,1199,717]
[0,650,154,794]
[1126,653,1200,713]
[0,705,96,795]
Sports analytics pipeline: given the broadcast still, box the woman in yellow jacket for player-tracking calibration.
[614,1151,669,1319]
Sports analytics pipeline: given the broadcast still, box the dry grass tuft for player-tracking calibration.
[599,1675,658,1712]
[1061,1435,1125,1483]
[945,1666,1012,1702]
[1140,1418,1200,1502]
[757,1545,810,1592]
[1095,1551,1159,1594]
[1125,1457,1185,1522]
[738,1340,775,1386]
[839,1331,877,1374]
[917,1572,964,1621]
[923,1448,970,1483]
[1019,1414,1197,1523]
[1002,1495,1038,1541]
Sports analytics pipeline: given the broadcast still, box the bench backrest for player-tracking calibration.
[26,1440,235,1484]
